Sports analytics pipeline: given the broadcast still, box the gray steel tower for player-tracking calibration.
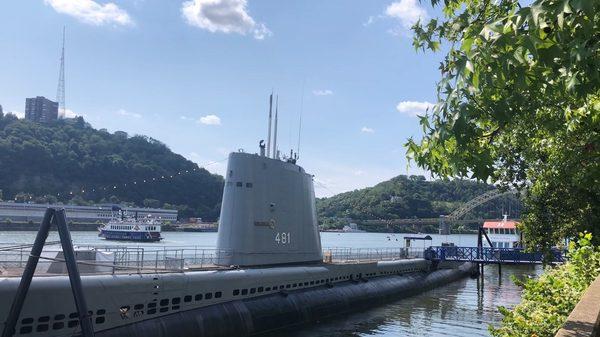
[56,27,66,118]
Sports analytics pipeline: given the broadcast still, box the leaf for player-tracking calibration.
[566,72,580,91]
[461,37,474,53]
[465,59,474,73]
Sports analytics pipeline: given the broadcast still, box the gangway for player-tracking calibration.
[424,246,564,264]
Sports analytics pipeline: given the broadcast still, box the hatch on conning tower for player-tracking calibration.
[215,94,322,266]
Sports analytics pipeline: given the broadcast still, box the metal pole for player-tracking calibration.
[1,209,54,337]
[155,251,159,271]
[54,209,95,337]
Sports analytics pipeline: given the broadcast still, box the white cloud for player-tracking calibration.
[116,108,142,118]
[198,114,221,125]
[310,161,399,198]
[188,152,226,175]
[385,0,428,30]
[395,100,434,117]
[363,15,376,27]
[313,89,333,96]
[361,126,374,133]
[181,0,271,40]
[62,108,84,118]
[44,0,133,26]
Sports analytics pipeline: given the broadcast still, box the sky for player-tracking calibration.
[0,0,445,197]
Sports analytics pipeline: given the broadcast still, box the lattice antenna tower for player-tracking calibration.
[56,26,66,118]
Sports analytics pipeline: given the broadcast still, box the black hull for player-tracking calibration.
[94,263,474,337]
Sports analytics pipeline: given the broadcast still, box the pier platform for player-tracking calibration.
[425,246,564,264]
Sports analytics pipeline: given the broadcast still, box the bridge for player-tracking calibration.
[351,189,521,229]
[424,246,564,264]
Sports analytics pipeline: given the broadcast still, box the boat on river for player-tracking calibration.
[483,215,521,248]
[98,215,162,242]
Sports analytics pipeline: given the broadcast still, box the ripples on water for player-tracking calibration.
[0,232,539,336]
[259,264,539,337]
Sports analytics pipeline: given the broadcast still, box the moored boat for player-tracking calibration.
[98,214,162,242]
[483,215,521,248]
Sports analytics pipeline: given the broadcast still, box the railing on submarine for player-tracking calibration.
[424,246,564,264]
[0,244,425,275]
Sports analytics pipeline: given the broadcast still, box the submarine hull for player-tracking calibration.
[95,263,474,337]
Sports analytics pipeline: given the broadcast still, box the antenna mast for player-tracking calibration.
[272,95,279,159]
[297,79,305,159]
[56,26,66,118]
[267,93,273,158]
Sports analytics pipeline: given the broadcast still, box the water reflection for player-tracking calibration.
[259,265,540,337]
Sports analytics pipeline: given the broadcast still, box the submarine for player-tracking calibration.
[0,97,474,337]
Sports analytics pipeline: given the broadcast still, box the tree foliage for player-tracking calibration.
[407,0,600,249]
[490,233,600,336]
[0,114,223,220]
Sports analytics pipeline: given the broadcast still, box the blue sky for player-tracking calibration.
[0,0,444,197]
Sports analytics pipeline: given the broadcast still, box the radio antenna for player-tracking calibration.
[296,79,305,159]
[266,92,273,158]
[56,26,66,118]
[273,95,279,159]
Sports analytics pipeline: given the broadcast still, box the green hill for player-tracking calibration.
[316,175,507,231]
[0,113,223,220]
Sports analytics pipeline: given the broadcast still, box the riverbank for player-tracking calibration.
[0,221,215,232]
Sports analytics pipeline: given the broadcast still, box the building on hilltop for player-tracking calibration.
[25,96,58,123]
[0,104,3,115]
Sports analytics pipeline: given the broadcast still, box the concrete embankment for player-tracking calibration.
[0,222,99,231]
[95,262,474,337]
[555,274,600,337]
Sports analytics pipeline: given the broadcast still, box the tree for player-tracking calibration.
[143,198,161,208]
[0,114,224,220]
[407,0,600,250]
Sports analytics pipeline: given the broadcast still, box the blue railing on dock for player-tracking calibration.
[425,246,564,264]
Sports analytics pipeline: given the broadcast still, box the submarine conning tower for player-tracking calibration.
[216,151,323,266]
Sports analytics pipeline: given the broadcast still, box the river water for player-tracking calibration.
[0,231,538,336]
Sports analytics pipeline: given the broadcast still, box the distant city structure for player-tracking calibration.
[0,202,178,224]
[56,27,66,118]
[0,104,3,115]
[25,96,58,123]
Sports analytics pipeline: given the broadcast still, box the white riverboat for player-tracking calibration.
[483,215,521,248]
[98,213,162,242]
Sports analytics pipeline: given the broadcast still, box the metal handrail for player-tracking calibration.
[0,245,426,275]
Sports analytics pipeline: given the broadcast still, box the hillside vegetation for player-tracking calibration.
[0,113,223,220]
[316,175,502,230]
